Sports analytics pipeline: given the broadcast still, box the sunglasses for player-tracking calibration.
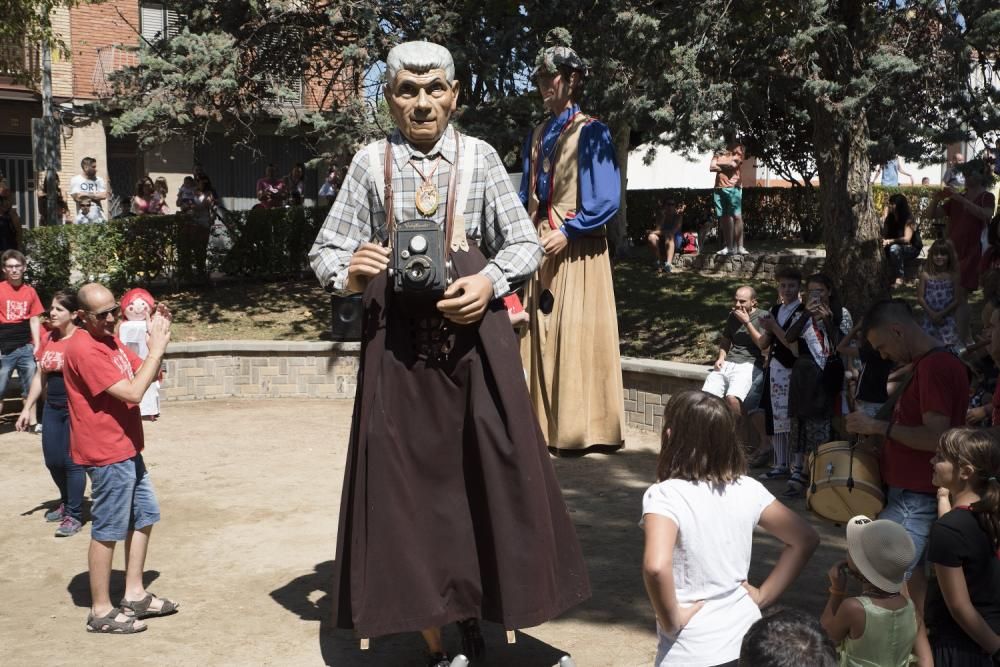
[89,305,121,319]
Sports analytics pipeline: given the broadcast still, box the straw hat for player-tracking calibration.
[845,515,915,594]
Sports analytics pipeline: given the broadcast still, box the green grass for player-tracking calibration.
[148,256,979,363]
[613,258,747,363]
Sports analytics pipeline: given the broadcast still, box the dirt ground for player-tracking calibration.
[0,399,848,667]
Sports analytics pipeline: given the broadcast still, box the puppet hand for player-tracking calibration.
[437,274,493,325]
[346,243,390,293]
[541,228,569,256]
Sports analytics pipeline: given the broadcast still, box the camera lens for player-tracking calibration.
[403,256,435,289]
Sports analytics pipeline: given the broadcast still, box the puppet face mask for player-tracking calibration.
[385,69,459,151]
[124,298,151,321]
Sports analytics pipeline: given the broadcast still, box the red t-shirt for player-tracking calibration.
[992,382,1000,429]
[63,330,145,467]
[0,280,43,324]
[35,329,72,371]
[882,350,969,493]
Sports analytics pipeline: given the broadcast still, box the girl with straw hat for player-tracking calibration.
[821,515,931,666]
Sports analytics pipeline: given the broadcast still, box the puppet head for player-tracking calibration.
[121,287,155,321]
[383,41,459,152]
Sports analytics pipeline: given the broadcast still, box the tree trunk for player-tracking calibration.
[611,120,631,258]
[811,105,888,316]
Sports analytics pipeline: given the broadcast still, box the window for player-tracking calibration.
[140,2,181,43]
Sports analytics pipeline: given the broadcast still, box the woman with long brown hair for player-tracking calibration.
[926,427,1000,665]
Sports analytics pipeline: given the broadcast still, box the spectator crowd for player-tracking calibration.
[1,128,1000,665]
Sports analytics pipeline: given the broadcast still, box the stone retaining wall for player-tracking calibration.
[160,341,361,402]
[673,249,826,280]
[673,247,925,280]
[159,342,708,434]
[621,358,708,432]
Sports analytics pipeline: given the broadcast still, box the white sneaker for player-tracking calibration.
[715,247,730,256]
[736,246,749,255]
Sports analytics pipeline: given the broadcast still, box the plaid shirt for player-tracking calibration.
[309,127,541,298]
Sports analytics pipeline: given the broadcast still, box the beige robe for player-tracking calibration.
[519,113,625,452]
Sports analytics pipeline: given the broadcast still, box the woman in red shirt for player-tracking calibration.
[931,162,997,343]
[16,290,85,538]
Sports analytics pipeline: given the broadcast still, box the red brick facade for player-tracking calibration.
[68,2,141,100]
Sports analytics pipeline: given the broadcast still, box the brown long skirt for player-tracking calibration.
[331,245,591,638]
[520,228,626,451]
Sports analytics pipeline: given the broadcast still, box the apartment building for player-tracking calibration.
[0,2,330,226]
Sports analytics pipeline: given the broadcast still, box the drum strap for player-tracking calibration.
[873,346,954,422]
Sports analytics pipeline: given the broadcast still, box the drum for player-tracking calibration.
[807,440,885,523]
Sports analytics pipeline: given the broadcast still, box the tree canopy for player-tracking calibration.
[598,0,999,306]
[0,0,82,83]
[97,0,1000,305]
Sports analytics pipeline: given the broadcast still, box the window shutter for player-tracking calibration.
[141,3,182,42]
[140,4,165,42]
[166,9,181,38]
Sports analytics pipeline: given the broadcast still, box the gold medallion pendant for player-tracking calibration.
[542,157,551,172]
[415,181,440,216]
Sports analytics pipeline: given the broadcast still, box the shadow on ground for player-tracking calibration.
[67,570,163,609]
[269,439,848,666]
[271,561,569,667]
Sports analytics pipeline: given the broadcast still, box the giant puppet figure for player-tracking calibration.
[309,41,590,667]
[519,29,626,455]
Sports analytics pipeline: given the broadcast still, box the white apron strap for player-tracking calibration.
[450,135,476,252]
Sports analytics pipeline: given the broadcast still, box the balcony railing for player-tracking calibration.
[92,44,140,97]
[0,43,41,83]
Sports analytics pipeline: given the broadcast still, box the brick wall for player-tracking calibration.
[160,341,361,402]
[50,7,75,99]
[69,1,140,100]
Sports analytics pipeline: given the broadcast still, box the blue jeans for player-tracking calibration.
[87,454,160,542]
[879,486,937,578]
[41,400,85,522]
[0,343,36,399]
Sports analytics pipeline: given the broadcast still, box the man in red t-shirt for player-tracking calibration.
[846,299,969,618]
[0,249,44,417]
[63,283,177,634]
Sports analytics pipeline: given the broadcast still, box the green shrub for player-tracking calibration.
[22,206,327,298]
[626,185,943,245]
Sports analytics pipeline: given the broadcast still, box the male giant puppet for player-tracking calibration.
[309,42,590,667]
[519,30,626,455]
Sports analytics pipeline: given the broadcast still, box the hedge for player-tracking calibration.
[21,186,945,298]
[22,206,327,299]
[625,185,943,245]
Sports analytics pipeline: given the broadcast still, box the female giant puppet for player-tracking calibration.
[519,29,626,455]
[309,41,590,667]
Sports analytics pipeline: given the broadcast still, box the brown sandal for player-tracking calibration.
[119,593,180,619]
[86,608,147,634]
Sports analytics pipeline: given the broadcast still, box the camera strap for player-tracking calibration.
[383,139,395,242]
[376,128,464,257]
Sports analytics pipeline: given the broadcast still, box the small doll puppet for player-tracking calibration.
[118,287,161,420]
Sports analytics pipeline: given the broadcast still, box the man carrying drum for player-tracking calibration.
[845,299,969,619]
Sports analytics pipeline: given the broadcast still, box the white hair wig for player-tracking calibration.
[385,41,455,84]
